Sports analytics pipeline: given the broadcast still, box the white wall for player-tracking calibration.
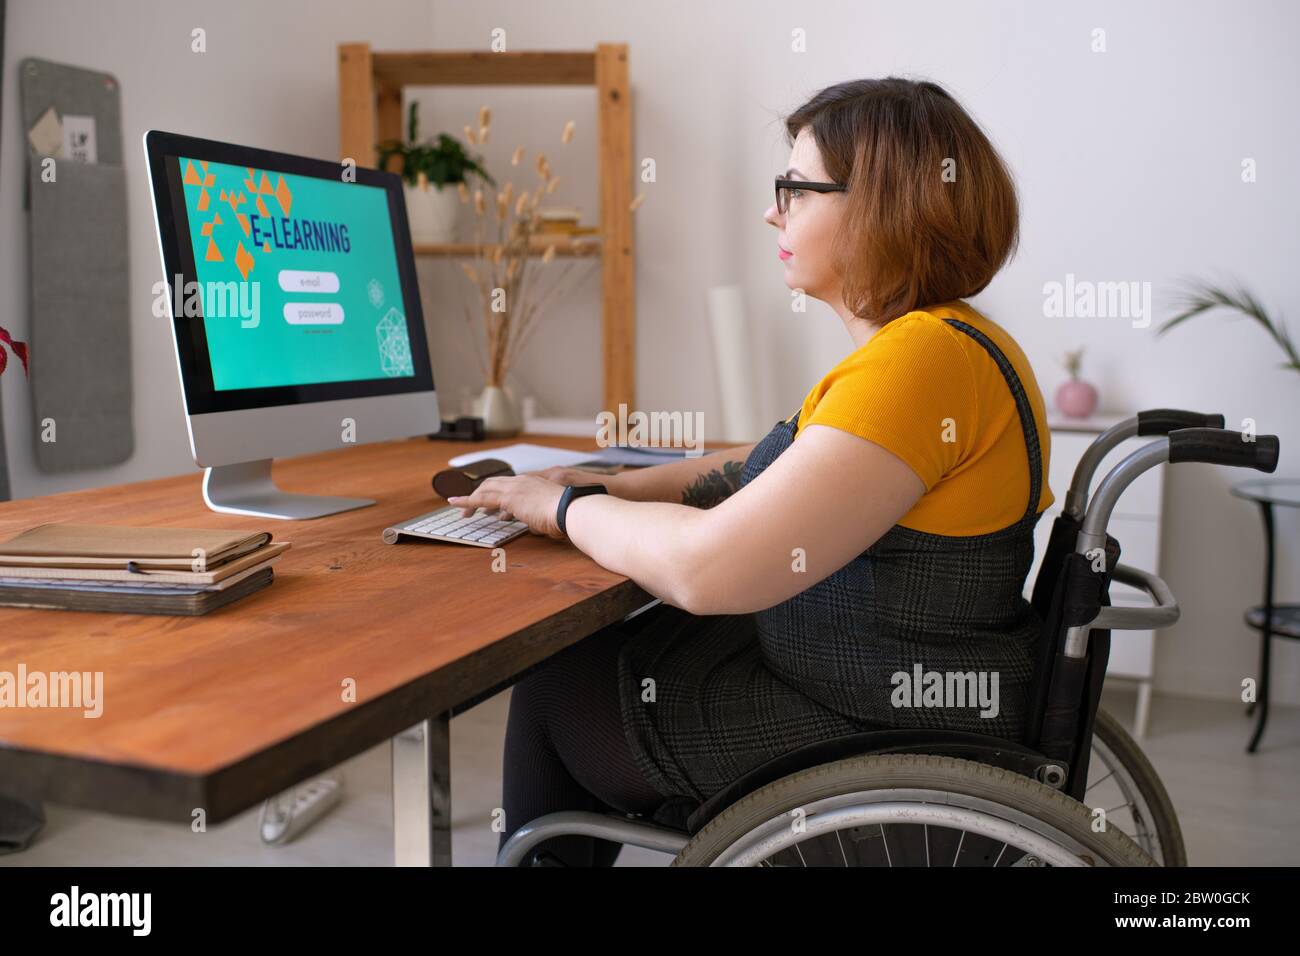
[3,0,1297,707]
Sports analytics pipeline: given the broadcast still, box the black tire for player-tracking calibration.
[1090,708,1187,866]
[673,753,1155,867]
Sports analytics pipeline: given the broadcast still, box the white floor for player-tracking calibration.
[2,686,1296,866]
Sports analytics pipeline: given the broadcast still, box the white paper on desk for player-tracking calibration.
[448,443,602,473]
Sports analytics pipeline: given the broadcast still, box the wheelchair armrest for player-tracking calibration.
[1093,563,1180,631]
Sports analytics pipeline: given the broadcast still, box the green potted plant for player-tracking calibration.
[378,101,495,244]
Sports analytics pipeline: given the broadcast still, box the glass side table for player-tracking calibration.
[1231,478,1300,753]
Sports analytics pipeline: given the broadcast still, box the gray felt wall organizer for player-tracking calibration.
[19,57,133,473]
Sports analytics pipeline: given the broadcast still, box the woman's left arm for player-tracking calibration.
[446,424,926,614]
[565,423,926,614]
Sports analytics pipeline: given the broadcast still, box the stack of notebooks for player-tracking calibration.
[0,524,288,616]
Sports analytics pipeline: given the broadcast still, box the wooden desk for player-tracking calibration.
[0,433,655,865]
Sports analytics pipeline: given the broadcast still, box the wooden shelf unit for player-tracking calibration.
[337,43,635,411]
[411,235,601,259]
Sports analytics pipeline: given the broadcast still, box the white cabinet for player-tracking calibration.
[1025,417,1167,737]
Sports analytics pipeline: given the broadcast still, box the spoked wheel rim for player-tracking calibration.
[1087,730,1162,860]
[674,754,1155,867]
[1084,708,1185,865]
[712,788,1118,867]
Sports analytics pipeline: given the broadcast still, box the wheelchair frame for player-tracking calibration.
[498,409,1278,866]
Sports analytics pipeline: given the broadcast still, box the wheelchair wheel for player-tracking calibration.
[672,753,1154,867]
[1087,708,1187,866]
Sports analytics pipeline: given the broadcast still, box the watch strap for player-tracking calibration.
[557,484,607,536]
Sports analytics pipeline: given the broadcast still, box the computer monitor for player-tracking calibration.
[143,130,441,518]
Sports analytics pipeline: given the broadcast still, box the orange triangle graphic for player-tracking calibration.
[274,175,293,216]
[235,241,255,280]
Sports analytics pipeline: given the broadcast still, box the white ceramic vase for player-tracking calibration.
[403,181,460,244]
[477,385,522,438]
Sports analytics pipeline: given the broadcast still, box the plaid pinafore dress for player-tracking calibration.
[616,319,1047,807]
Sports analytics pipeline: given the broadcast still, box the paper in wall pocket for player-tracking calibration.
[61,115,97,163]
[26,106,62,157]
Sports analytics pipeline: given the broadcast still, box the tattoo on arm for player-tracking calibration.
[681,460,744,509]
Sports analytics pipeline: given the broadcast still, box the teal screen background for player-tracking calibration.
[179,157,414,391]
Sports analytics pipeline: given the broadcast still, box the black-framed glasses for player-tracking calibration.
[774,176,846,215]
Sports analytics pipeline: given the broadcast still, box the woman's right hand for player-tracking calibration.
[529,466,626,497]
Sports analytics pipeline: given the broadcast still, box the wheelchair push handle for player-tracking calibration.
[1064,407,1224,519]
[1065,428,1278,658]
[1168,427,1280,473]
[1077,427,1280,548]
[1136,408,1226,435]
[1065,424,1280,662]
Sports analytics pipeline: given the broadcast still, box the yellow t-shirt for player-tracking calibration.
[792,300,1054,536]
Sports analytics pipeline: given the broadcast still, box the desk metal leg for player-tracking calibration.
[1247,503,1276,754]
[388,598,658,865]
[392,713,452,866]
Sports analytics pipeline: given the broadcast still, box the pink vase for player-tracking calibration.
[1055,379,1099,419]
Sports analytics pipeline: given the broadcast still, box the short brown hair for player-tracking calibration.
[785,78,1019,325]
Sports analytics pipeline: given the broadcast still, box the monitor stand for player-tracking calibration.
[203,459,375,520]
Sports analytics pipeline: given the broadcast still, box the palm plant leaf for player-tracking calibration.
[1159,279,1300,374]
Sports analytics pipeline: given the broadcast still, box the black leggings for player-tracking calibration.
[497,619,668,866]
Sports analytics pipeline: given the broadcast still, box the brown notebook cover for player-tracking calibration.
[0,541,289,584]
[0,524,272,572]
[0,567,275,616]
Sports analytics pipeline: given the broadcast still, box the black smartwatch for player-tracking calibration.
[556,483,608,536]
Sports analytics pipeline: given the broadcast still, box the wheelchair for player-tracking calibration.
[498,410,1280,867]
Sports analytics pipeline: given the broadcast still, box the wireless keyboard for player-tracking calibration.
[382,506,530,548]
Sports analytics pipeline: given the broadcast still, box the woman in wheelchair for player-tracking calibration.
[449,78,1142,866]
